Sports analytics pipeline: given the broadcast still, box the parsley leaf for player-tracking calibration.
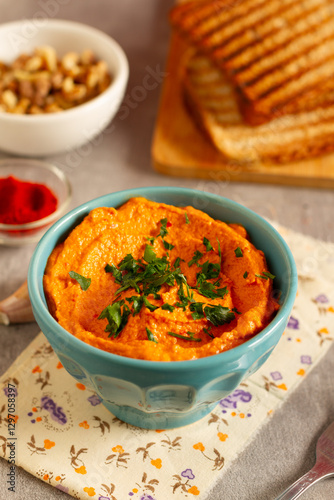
[203,326,214,338]
[161,303,175,312]
[188,250,203,267]
[217,239,222,267]
[146,327,158,343]
[69,271,91,291]
[203,237,213,251]
[243,271,248,279]
[98,301,131,338]
[168,331,202,342]
[263,271,276,279]
[159,218,168,238]
[105,263,123,284]
[204,305,235,326]
[234,247,243,258]
[143,297,159,311]
[185,212,190,224]
[190,302,235,326]
[126,295,144,315]
[189,302,205,320]
[196,281,228,300]
[163,240,175,251]
[144,244,157,263]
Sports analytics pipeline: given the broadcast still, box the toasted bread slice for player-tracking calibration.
[184,50,334,163]
[171,0,334,124]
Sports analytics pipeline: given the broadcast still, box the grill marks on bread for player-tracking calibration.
[171,0,334,124]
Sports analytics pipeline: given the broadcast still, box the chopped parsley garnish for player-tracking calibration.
[203,237,213,251]
[196,281,228,300]
[98,217,241,340]
[161,303,175,312]
[203,326,214,339]
[232,307,242,315]
[105,263,122,283]
[189,302,235,325]
[188,250,203,267]
[163,240,174,251]
[234,247,243,258]
[126,295,144,315]
[263,271,276,279]
[159,218,168,238]
[146,327,158,343]
[98,301,131,338]
[143,297,159,311]
[68,271,91,291]
[185,212,190,224]
[243,271,248,279]
[168,331,202,342]
[255,271,276,280]
[204,304,235,326]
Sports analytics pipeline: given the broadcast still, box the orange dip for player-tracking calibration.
[43,197,279,361]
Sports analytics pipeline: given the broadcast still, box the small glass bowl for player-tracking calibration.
[0,158,71,246]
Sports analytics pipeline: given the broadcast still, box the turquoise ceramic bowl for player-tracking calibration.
[28,187,297,429]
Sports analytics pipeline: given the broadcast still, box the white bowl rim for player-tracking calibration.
[0,18,129,122]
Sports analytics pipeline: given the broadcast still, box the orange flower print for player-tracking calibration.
[193,442,205,452]
[151,458,162,469]
[277,383,288,391]
[55,476,61,481]
[76,383,86,390]
[75,465,87,475]
[83,486,95,496]
[217,433,228,442]
[56,361,63,369]
[112,445,124,453]
[32,366,42,373]
[79,420,90,429]
[44,439,55,450]
[188,485,200,495]
[43,474,49,481]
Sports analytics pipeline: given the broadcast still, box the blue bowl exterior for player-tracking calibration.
[28,187,298,429]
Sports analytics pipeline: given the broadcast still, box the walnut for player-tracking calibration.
[0,46,111,114]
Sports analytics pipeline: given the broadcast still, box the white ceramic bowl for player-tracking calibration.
[0,19,129,156]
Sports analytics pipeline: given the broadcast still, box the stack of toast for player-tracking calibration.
[170,0,334,164]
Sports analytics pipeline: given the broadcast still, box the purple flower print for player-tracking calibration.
[301,355,312,365]
[181,469,195,480]
[56,485,69,493]
[87,394,102,406]
[3,387,18,397]
[219,389,252,410]
[140,495,155,500]
[99,497,110,500]
[314,294,329,304]
[41,396,67,425]
[287,316,299,329]
[270,371,283,381]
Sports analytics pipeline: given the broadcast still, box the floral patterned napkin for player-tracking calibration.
[1,224,334,500]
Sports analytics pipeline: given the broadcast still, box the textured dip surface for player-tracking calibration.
[43,197,279,361]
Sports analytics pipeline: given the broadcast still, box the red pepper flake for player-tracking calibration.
[166,221,172,228]
[0,175,58,224]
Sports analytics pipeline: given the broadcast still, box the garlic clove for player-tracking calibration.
[0,280,35,325]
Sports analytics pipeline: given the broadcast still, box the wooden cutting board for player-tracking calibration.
[152,34,334,188]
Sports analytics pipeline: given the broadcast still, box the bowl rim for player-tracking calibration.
[28,186,298,371]
[0,18,129,122]
[0,157,72,229]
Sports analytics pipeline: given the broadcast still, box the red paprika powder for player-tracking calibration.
[0,176,58,225]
